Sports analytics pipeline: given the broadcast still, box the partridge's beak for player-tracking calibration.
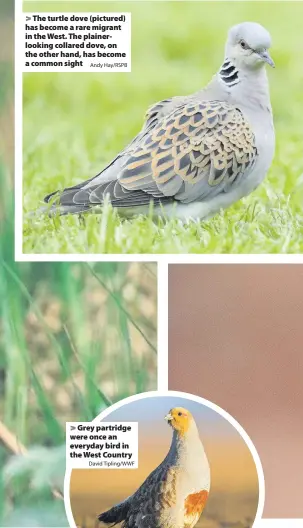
[165,413,173,423]
[258,50,275,68]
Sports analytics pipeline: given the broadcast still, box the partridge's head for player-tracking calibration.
[165,407,194,435]
[225,21,274,69]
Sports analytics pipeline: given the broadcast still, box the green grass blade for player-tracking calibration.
[86,264,157,354]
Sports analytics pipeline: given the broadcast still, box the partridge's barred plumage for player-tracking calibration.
[41,22,275,220]
[98,407,210,528]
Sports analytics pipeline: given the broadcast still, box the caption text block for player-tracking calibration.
[22,13,131,72]
[66,422,138,469]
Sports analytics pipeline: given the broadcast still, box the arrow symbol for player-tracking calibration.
[70,425,76,430]
[26,16,31,21]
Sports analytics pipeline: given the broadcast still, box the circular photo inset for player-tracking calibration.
[66,391,263,528]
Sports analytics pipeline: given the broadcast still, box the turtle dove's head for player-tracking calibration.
[165,407,194,435]
[225,22,274,70]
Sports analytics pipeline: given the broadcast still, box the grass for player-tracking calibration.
[22,1,303,254]
[0,259,157,422]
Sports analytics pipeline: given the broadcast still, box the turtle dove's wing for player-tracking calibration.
[118,99,258,204]
[141,96,185,132]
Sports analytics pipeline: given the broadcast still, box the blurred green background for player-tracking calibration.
[23,1,303,253]
[0,0,13,225]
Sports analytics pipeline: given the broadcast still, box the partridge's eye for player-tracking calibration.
[240,39,249,50]
[178,412,182,416]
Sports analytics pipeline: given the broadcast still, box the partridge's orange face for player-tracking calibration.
[165,407,193,435]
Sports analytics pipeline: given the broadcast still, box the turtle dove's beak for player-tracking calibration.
[258,49,275,68]
[165,413,173,422]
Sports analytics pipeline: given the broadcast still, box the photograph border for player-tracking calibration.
[15,1,303,262]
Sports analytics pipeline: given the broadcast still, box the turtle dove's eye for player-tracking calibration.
[240,39,249,50]
[240,40,249,49]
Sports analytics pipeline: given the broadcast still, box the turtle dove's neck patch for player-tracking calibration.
[219,60,239,87]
